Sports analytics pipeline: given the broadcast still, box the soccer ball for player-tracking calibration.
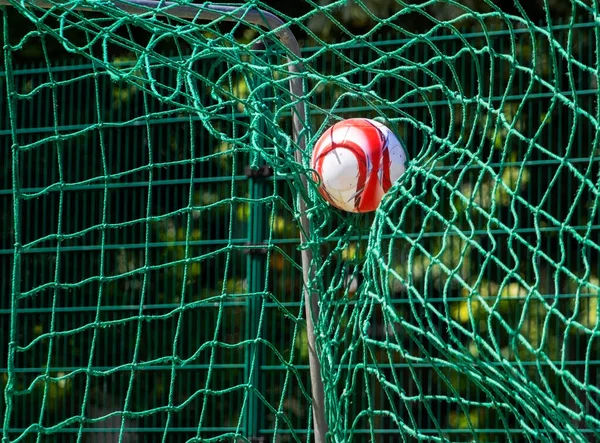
[311,118,408,213]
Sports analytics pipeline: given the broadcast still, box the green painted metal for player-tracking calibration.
[2,5,600,441]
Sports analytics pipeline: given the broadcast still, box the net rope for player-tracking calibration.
[1,0,600,442]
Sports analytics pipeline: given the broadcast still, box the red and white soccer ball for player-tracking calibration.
[311,118,408,213]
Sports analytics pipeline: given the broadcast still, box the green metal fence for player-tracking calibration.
[2,19,600,441]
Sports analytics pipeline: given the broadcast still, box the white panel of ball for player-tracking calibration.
[320,148,361,213]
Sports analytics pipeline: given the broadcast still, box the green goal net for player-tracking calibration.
[1,0,600,442]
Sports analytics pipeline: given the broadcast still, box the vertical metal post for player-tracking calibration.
[244,166,267,438]
[287,67,329,443]
[243,59,271,438]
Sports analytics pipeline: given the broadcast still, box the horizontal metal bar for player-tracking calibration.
[0,301,252,314]
[3,427,238,433]
[3,427,598,435]
[1,155,597,196]
[2,360,598,374]
[264,224,600,241]
[0,175,250,195]
[432,156,600,171]
[260,360,600,370]
[1,224,597,255]
[0,238,249,254]
[0,115,231,136]
[0,292,596,315]
[0,364,245,373]
[259,428,600,434]
[0,176,248,196]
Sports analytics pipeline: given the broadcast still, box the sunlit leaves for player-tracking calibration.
[450,279,499,325]
[110,54,142,109]
[448,409,481,430]
[569,275,600,330]
[460,165,531,211]
[294,325,309,363]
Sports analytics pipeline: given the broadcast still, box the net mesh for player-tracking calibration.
[1,0,600,441]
